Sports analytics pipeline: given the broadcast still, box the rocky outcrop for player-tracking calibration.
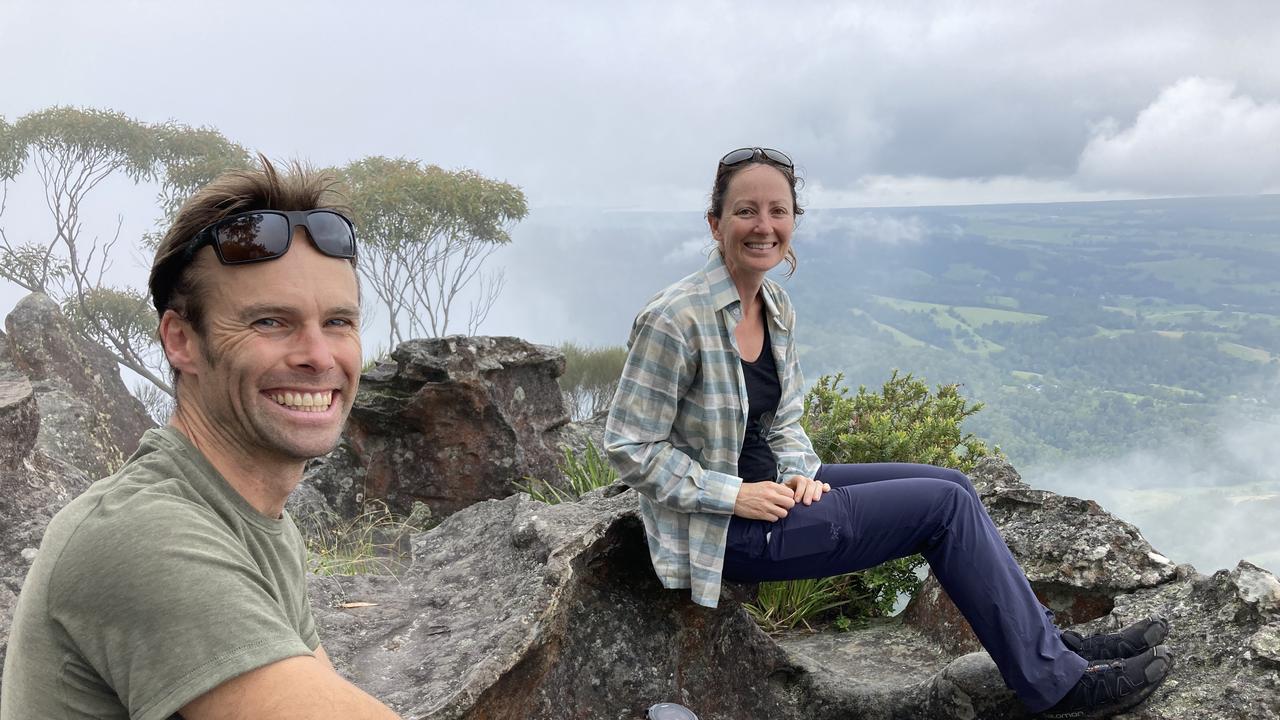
[307,336,573,518]
[903,457,1178,654]
[307,457,1280,719]
[0,375,94,683]
[309,486,807,719]
[3,293,154,478]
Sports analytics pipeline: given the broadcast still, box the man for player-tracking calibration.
[1,160,401,719]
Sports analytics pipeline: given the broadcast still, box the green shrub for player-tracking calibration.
[304,500,431,577]
[746,370,998,633]
[559,342,627,420]
[514,440,619,504]
[804,370,995,473]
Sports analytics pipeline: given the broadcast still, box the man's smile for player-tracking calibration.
[266,389,337,413]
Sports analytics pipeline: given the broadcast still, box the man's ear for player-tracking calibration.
[158,309,202,378]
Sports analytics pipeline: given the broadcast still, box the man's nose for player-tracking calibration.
[288,323,337,373]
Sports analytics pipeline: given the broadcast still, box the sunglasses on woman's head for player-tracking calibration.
[718,147,793,169]
[188,209,357,265]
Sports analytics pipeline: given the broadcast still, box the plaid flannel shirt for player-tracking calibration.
[605,252,822,608]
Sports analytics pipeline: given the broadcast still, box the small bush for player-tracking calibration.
[304,500,430,577]
[514,440,618,505]
[746,371,998,633]
[559,342,627,420]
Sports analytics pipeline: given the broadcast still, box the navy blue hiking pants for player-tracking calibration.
[722,463,1087,712]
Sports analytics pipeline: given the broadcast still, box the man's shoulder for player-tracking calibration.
[38,445,229,591]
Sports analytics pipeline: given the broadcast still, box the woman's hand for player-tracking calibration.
[783,476,830,506]
[733,481,797,521]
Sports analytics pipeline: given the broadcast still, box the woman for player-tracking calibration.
[604,147,1172,719]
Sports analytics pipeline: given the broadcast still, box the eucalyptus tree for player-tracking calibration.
[0,107,250,398]
[340,156,528,347]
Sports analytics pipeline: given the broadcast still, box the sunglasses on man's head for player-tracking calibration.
[718,147,793,169]
[189,209,357,265]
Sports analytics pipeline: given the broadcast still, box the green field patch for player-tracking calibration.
[850,309,927,348]
[942,263,993,284]
[1148,383,1204,398]
[1155,330,1185,339]
[871,296,1045,326]
[984,295,1020,309]
[1010,370,1044,381]
[1219,342,1274,363]
[953,306,1046,327]
[1130,256,1236,293]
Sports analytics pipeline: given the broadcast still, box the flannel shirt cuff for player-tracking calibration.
[697,470,742,515]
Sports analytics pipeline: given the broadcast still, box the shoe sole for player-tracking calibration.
[1039,645,1174,720]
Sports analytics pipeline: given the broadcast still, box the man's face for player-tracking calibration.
[180,229,362,463]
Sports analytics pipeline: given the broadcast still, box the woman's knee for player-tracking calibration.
[932,466,979,499]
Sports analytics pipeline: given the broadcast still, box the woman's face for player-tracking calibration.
[708,163,795,284]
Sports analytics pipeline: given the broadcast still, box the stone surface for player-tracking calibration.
[0,446,93,689]
[903,456,1178,654]
[310,486,808,720]
[315,336,574,518]
[0,378,39,471]
[3,293,154,478]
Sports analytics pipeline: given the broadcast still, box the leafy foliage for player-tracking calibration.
[746,372,997,633]
[803,370,995,474]
[558,342,627,420]
[0,116,25,180]
[340,156,529,344]
[147,123,252,246]
[514,441,619,504]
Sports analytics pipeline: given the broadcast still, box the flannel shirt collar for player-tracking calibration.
[701,251,786,328]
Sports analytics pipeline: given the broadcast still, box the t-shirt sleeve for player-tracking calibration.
[49,501,315,720]
[292,522,321,651]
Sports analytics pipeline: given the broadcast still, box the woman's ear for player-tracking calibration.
[707,211,722,243]
[158,309,201,377]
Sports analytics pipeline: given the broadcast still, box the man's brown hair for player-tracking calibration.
[148,155,352,332]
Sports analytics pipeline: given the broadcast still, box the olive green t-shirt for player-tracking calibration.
[0,427,320,720]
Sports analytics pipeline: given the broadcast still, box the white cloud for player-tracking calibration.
[804,212,932,247]
[662,235,712,264]
[1077,77,1280,195]
[805,175,1137,209]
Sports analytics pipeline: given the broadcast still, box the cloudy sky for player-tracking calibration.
[2,0,1279,333]
[5,0,1280,212]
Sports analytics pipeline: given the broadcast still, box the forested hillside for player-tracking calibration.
[786,195,1280,473]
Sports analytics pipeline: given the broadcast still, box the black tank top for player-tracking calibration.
[739,320,781,482]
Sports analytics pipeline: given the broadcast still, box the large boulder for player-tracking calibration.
[308,336,573,518]
[3,293,154,478]
[310,486,809,719]
[903,457,1178,654]
[310,455,1280,719]
[0,375,94,690]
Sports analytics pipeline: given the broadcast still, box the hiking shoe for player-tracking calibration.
[1039,645,1173,720]
[1061,615,1169,662]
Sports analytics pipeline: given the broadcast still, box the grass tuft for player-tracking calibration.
[514,440,618,505]
[302,499,430,577]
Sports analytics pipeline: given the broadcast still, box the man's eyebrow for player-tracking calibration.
[236,304,361,321]
[329,305,361,319]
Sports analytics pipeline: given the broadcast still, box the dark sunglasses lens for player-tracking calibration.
[719,148,756,166]
[306,211,356,258]
[215,213,290,263]
[762,148,793,167]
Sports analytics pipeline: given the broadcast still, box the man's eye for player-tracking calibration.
[253,318,282,328]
